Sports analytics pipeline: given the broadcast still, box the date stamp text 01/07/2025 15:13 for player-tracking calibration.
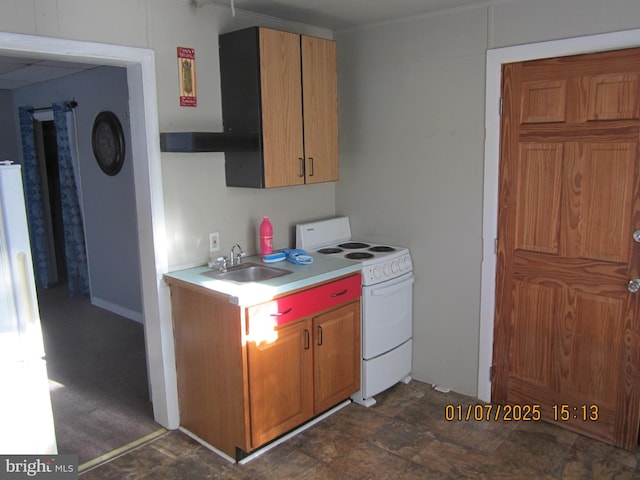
[444,403,600,422]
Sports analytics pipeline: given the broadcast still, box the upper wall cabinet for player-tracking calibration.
[219,27,339,188]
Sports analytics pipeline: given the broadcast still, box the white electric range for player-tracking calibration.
[296,216,413,407]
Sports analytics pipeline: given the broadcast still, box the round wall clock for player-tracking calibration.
[92,111,125,176]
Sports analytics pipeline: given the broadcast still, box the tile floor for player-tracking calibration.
[79,381,640,479]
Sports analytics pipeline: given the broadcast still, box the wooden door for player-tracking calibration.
[301,35,339,184]
[493,48,640,450]
[259,28,304,188]
[247,316,313,448]
[313,300,361,413]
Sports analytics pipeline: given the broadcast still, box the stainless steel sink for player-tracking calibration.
[203,262,292,283]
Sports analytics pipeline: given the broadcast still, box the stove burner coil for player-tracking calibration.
[318,247,343,254]
[338,242,371,249]
[369,246,396,252]
[345,252,375,260]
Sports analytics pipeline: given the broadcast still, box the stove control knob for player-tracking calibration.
[391,260,399,274]
[374,266,382,279]
[384,264,391,276]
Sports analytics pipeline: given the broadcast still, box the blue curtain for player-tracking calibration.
[18,106,49,289]
[53,103,90,297]
[18,104,90,297]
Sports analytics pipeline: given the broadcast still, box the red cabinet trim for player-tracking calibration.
[247,274,361,330]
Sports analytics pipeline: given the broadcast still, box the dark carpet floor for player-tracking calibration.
[38,285,160,465]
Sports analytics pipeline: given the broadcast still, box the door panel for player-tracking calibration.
[581,142,635,262]
[515,143,563,254]
[301,35,339,184]
[520,80,567,123]
[259,28,304,188]
[568,293,623,403]
[493,47,640,450]
[587,73,639,121]
[509,281,554,386]
[247,318,313,447]
[313,300,360,413]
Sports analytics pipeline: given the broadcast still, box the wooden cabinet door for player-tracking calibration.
[493,48,640,450]
[220,27,339,188]
[313,300,361,413]
[247,316,313,448]
[301,35,339,184]
[259,28,304,188]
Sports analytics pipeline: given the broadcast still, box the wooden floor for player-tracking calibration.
[79,380,640,479]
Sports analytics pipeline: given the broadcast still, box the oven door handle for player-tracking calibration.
[370,276,414,296]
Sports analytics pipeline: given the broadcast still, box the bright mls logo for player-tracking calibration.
[0,455,77,479]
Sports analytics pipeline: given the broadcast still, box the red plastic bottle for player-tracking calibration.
[259,217,273,256]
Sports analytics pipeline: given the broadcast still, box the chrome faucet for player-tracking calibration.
[211,256,228,272]
[229,244,245,266]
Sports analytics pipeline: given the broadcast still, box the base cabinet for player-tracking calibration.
[248,300,361,447]
[167,274,361,460]
[313,302,361,413]
[247,318,313,447]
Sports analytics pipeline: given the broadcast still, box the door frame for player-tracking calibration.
[0,32,179,428]
[478,28,640,403]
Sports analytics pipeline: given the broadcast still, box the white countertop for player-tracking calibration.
[163,253,361,306]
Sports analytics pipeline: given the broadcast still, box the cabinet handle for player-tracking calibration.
[270,307,293,317]
[299,157,304,177]
[304,329,310,350]
[330,289,348,297]
[308,157,315,177]
[317,325,323,346]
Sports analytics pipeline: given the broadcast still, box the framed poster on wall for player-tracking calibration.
[177,47,197,107]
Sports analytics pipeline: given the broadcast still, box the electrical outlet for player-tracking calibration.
[209,232,220,252]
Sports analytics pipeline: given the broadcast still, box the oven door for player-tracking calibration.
[361,273,413,360]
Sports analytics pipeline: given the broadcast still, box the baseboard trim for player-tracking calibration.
[178,427,236,463]
[91,296,143,323]
[180,399,352,464]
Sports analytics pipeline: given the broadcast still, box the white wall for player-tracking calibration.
[335,0,640,397]
[0,0,337,272]
[148,1,336,269]
[336,6,487,396]
[3,0,639,409]
[0,0,338,429]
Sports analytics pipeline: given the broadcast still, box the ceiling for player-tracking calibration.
[0,0,484,90]
[204,0,485,30]
[0,56,96,90]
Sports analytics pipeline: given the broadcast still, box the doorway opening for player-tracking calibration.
[0,31,177,448]
[491,48,640,450]
[479,28,640,406]
[22,110,157,462]
[36,120,66,286]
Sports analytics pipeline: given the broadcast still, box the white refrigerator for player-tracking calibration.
[0,162,57,454]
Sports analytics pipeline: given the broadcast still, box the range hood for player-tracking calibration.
[159,132,259,153]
